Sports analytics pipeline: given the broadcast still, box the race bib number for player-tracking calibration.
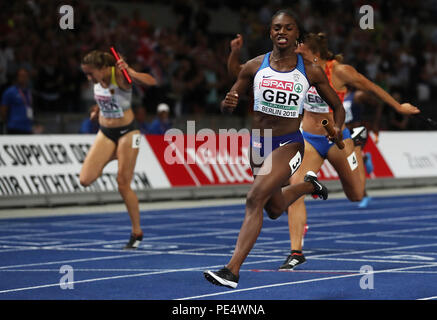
[289,151,302,175]
[132,133,140,149]
[347,151,358,171]
[96,97,124,118]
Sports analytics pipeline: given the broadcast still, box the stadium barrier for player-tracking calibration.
[1,132,436,208]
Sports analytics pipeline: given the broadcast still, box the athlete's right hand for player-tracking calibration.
[90,104,99,121]
[327,125,344,149]
[398,103,420,115]
[334,126,343,143]
[222,91,239,109]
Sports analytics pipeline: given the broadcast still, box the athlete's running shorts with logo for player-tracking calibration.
[302,127,351,159]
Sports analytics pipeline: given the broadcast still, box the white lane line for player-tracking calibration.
[418,296,437,300]
[0,258,282,294]
[178,262,437,300]
[0,253,144,270]
[335,240,398,245]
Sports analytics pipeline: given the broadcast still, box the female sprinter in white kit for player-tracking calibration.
[80,50,157,249]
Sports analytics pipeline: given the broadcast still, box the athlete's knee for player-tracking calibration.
[79,172,94,187]
[117,175,132,193]
[246,188,268,212]
[79,178,91,188]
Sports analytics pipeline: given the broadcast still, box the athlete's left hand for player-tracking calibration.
[116,58,129,71]
[398,103,420,115]
[327,126,343,145]
[90,104,99,121]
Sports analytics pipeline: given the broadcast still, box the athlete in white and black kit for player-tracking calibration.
[203,10,345,289]
[80,50,157,249]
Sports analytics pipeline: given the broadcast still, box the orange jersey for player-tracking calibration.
[324,60,346,104]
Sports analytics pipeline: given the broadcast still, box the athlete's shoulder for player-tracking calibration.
[301,57,318,70]
[302,60,325,83]
[332,62,354,74]
[242,54,266,74]
[249,54,267,64]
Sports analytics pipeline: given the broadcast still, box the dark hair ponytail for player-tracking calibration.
[303,32,343,62]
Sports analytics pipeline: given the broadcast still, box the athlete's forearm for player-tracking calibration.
[340,66,403,113]
[227,49,243,79]
[332,103,345,129]
[127,68,157,86]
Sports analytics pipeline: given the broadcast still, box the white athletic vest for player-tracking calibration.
[94,67,132,119]
[303,86,331,113]
[253,53,310,118]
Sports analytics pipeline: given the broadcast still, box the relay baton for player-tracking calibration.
[110,47,132,84]
[321,119,345,150]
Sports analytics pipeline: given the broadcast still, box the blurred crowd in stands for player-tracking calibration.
[1,0,436,134]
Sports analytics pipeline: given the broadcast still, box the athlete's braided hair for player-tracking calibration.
[82,50,116,69]
[304,33,344,63]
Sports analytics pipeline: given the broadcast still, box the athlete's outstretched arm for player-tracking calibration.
[227,34,245,79]
[334,64,420,115]
[115,58,157,89]
[221,58,257,113]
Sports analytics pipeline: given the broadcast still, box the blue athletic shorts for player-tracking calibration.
[250,130,304,159]
[302,127,351,159]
